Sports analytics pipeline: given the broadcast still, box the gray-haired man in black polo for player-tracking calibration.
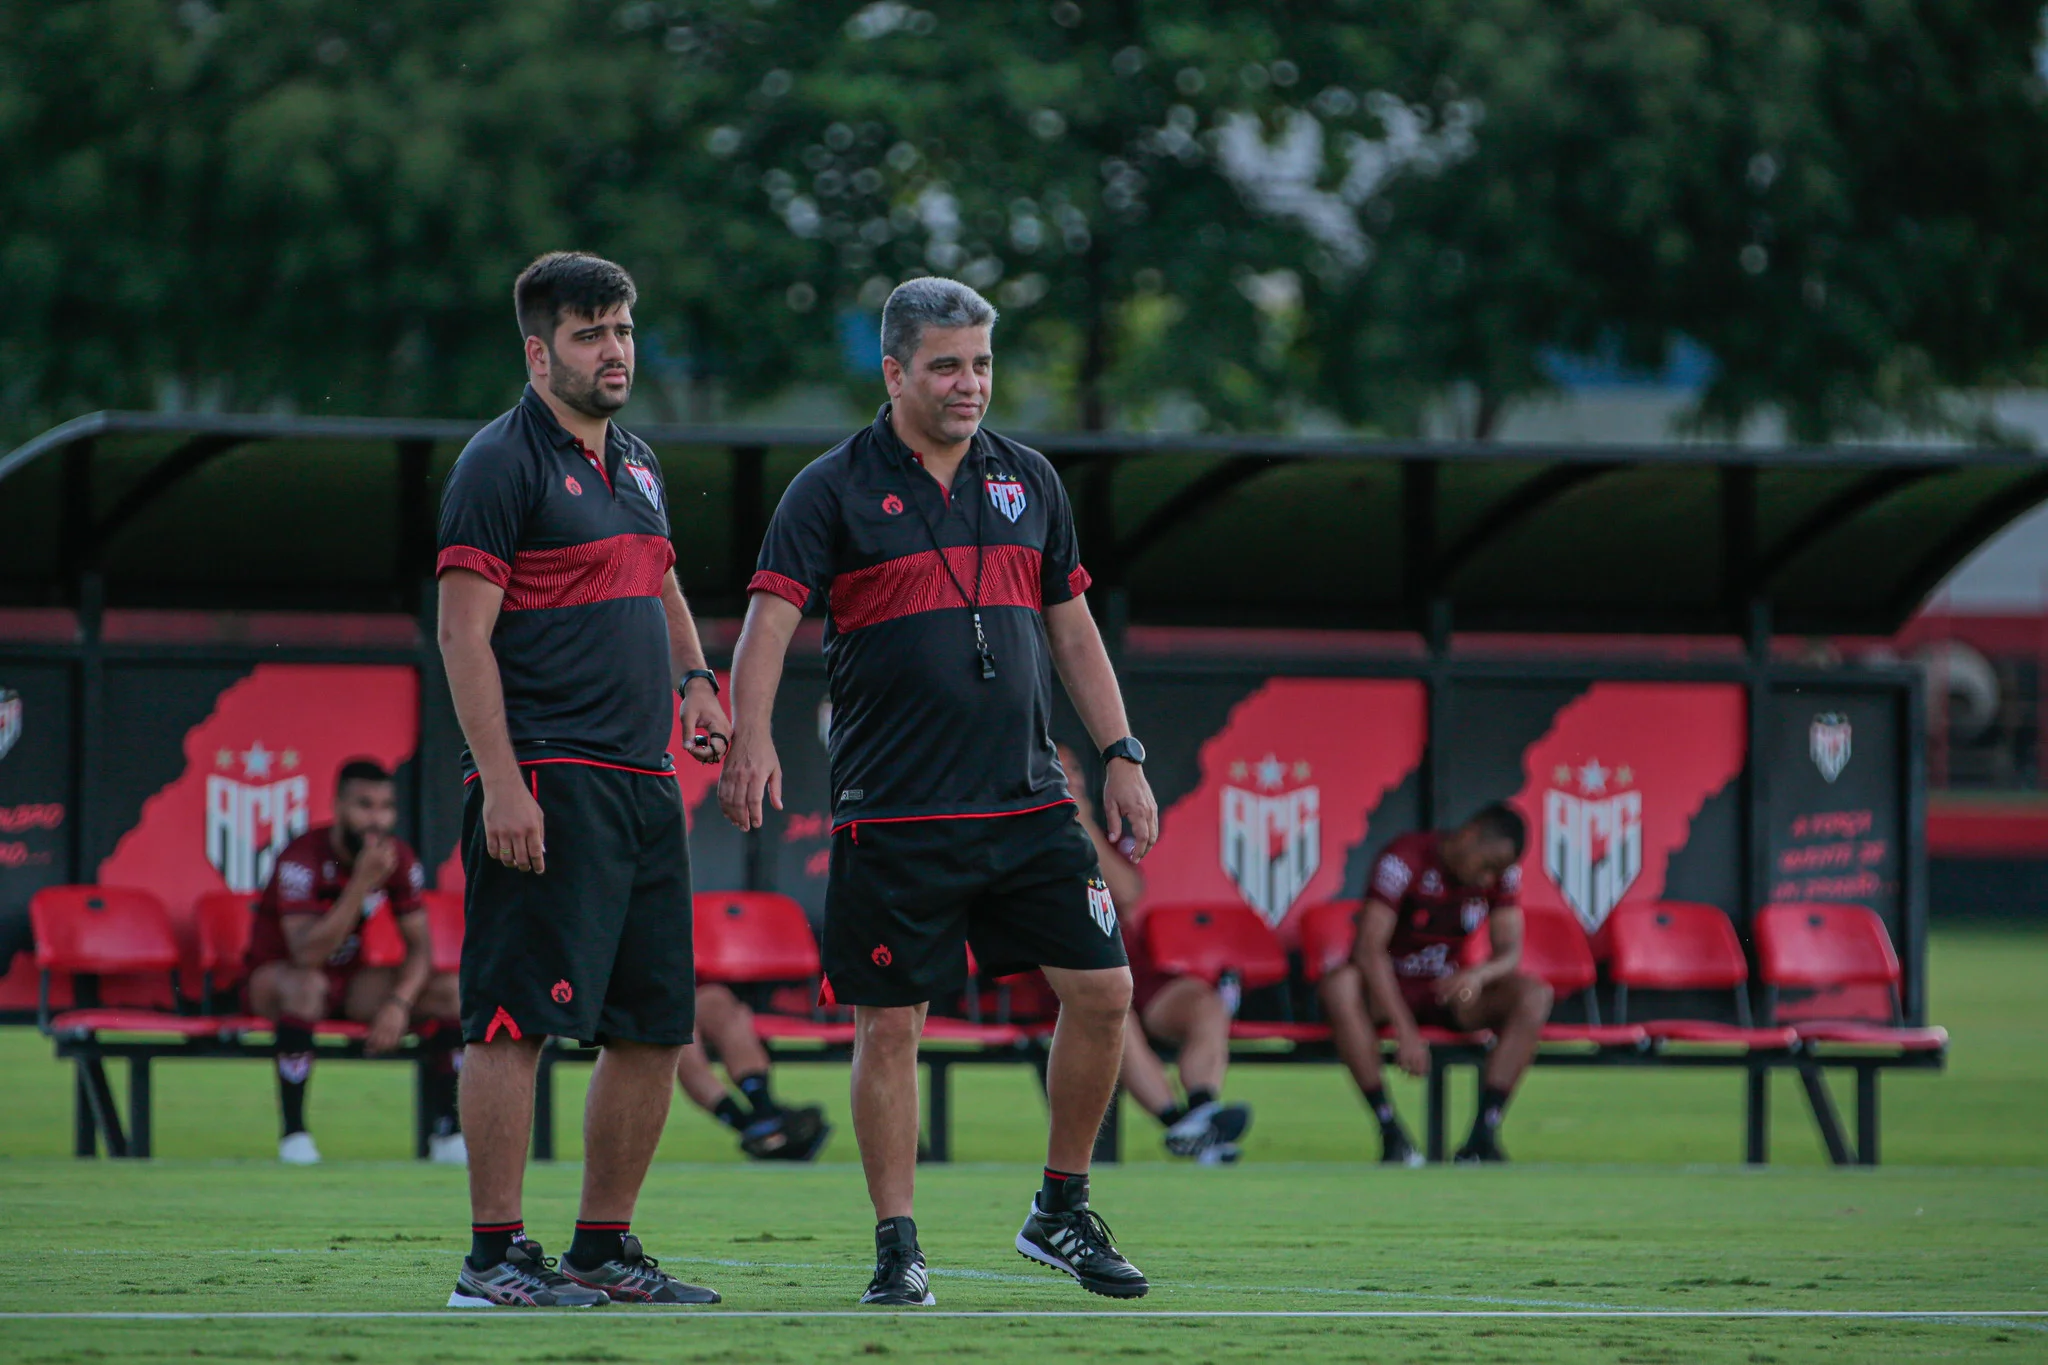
[720,277,1159,1306]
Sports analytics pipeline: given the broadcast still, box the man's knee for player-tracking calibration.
[1518,974,1555,1020]
[263,966,327,1018]
[1054,966,1132,1026]
[697,982,741,1028]
[1318,965,1364,1017]
[854,1005,925,1060]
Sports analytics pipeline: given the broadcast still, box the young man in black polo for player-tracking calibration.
[720,278,1159,1306]
[436,252,730,1309]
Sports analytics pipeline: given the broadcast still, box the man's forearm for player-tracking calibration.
[729,597,798,739]
[392,936,433,1008]
[288,895,364,969]
[662,573,711,686]
[441,632,522,789]
[1046,604,1132,749]
[1361,953,1421,1039]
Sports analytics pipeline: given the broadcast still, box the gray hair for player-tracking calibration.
[879,277,999,367]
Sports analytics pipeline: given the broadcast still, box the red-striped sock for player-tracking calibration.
[568,1220,629,1266]
[469,1221,523,1268]
[1039,1166,1088,1213]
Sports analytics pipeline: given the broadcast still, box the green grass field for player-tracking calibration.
[1,928,2042,1362]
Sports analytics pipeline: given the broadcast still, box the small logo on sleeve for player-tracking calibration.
[564,475,583,496]
[882,494,904,515]
[551,979,574,1004]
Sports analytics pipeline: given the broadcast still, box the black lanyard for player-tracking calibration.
[899,445,996,681]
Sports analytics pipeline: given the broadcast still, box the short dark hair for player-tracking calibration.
[514,252,638,346]
[1466,802,1527,859]
[336,758,394,793]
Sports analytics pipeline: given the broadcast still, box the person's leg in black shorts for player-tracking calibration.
[824,805,1145,1303]
[451,763,715,1308]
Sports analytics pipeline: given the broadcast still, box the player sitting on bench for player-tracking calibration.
[674,982,831,1160]
[244,759,464,1165]
[1318,803,1551,1164]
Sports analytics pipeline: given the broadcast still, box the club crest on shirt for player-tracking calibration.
[1086,877,1117,936]
[626,460,662,510]
[986,474,1027,523]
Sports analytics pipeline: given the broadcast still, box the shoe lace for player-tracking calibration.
[874,1242,921,1280]
[1061,1208,1120,1261]
[504,1243,576,1288]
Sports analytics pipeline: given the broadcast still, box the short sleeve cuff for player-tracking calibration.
[1066,565,1093,598]
[437,546,512,588]
[748,570,810,610]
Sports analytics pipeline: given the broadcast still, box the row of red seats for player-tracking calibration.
[28,885,1943,1055]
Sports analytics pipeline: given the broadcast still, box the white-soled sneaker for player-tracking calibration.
[429,1131,469,1166]
[279,1131,322,1165]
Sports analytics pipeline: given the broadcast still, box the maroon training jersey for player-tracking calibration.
[1367,831,1521,979]
[246,826,426,972]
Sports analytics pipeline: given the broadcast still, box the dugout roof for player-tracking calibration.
[6,409,2048,635]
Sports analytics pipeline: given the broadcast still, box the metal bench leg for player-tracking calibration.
[413,1057,431,1161]
[1744,1065,1768,1165]
[1856,1065,1880,1167]
[127,1057,153,1159]
[1425,1058,1448,1163]
[1795,1063,1854,1166]
[925,1058,951,1164]
[73,1064,98,1158]
[531,1051,556,1162]
[80,1055,129,1158]
[1092,1084,1121,1165]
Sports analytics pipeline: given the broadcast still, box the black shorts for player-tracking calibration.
[823,803,1128,1007]
[459,760,695,1046]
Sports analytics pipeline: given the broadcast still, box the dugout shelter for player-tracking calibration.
[1,408,2027,1160]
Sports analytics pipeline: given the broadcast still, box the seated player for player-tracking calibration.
[1317,803,1552,1164]
[1062,743,1252,1163]
[674,982,831,1160]
[244,759,464,1165]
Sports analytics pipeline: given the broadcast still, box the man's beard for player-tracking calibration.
[339,825,366,857]
[549,359,631,418]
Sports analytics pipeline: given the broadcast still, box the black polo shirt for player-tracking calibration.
[437,385,677,773]
[751,405,1091,828]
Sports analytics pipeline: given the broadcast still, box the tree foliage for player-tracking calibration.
[2,1,2045,443]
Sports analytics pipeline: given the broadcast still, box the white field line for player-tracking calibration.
[0,1310,2045,1322]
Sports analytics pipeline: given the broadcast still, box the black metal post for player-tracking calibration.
[1425,1057,1448,1162]
[74,1065,97,1157]
[531,1051,556,1161]
[729,446,767,611]
[1856,1065,1880,1167]
[413,1057,432,1160]
[1901,675,1930,1024]
[924,1057,951,1163]
[1795,1064,1853,1165]
[73,574,105,884]
[127,1057,153,1158]
[1744,1065,1768,1164]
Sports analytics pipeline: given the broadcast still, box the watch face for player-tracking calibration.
[1109,737,1145,764]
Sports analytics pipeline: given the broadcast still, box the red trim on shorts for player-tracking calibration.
[484,1006,523,1041]
[831,797,1074,836]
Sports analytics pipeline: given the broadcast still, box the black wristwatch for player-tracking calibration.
[1101,736,1146,767]
[679,668,720,697]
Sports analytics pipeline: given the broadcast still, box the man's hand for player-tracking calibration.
[718,731,782,832]
[483,777,546,874]
[1100,759,1159,860]
[679,679,730,765]
[1393,1027,1431,1078]
[1434,969,1483,1012]
[349,833,400,890]
[364,998,410,1055]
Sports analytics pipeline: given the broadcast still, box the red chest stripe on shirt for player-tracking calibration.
[502,533,676,612]
[828,544,1042,633]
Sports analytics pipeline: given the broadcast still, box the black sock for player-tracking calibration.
[1363,1086,1398,1128]
[1185,1087,1218,1112]
[469,1222,522,1268]
[736,1072,775,1116]
[568,1221,628,1267]
[876,1216,918,1255]
[1472,1086,1511,1141]
[1154,1102,1186,1128]
[714,1096,749,1131]
[276,1017,315,1137]
[1039,1167,1088,1214]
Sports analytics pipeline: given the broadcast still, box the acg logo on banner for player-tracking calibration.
[1220,753,1321,928]
[1542,758,1643,934]
[1810,713,1852,783]
[205,741,310,892]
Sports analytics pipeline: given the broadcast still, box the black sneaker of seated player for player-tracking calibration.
[558,1234,721,1304]
[741,1105,833,1162]
[861,1216,934,1306]
[1454,1130,1509,1164]
[448,1239,609,1308]
[1381,1121,1426,1167]
[1016,1178,1148,1299]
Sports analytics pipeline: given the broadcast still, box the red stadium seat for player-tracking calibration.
[692,892,821,984]
[1296,900,1359,983]
[1755,902,1946,1050]
[1229,1021,1333,1044]
[192,892,258,1001]
[31,886,186,1032]
[1142,903,1290,991]
[422,891,464,975]
[1607,901,1794,1049]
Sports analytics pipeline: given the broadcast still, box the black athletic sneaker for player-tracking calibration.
[1454,1132,1509,1164]
[741,1105,833,1162]
[447,1240,609,1308]
[1381,1123,1426,1168]
[1016,1202,1149,1299]
[559,1234,721,1304]
[860,1218,934,1306]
